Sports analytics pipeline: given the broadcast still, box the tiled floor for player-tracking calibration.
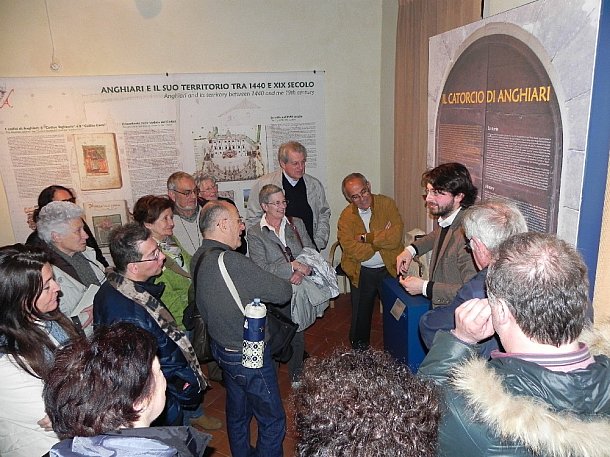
[197,293,384,456]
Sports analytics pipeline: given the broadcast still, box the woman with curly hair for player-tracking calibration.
[294,349,440,457]
[0,244,79,457]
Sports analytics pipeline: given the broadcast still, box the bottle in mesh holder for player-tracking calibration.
[242,298,266,368]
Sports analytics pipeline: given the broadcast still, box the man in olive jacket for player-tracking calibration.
[337,173,404,350]
[419,232,610,456]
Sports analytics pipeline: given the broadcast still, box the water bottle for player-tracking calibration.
[242,298,266,368]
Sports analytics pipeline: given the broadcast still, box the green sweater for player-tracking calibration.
[156,237,192,330]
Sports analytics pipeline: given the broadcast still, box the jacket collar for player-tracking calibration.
[450,323,610,456]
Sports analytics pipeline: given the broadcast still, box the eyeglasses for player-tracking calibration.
[133,247,162,263]
[464,239,474,252]
[173,187,199,197]
[266,200,289,207]
[350,189,370,201]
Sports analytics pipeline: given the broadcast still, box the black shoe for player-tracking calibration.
[351,340,370,351]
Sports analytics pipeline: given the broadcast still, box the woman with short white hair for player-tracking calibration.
[27,201,106,335]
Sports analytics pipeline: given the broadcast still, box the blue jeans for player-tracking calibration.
[211,341,286,457]
[182,403,203,425]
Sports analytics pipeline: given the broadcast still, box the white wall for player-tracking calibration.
[380,0,398,197]
[0,0,398,245]
[484,0,534,17]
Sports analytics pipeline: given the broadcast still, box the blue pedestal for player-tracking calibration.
[381,277,431,371]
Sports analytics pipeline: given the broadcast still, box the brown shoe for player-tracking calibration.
[190,414,222,430]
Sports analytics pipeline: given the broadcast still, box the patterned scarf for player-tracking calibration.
[107,272,207,390]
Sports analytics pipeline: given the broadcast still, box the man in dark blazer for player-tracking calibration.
[397,163,477,307]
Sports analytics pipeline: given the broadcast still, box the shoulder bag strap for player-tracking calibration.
[217,251,246,315]
[287,217,304,249]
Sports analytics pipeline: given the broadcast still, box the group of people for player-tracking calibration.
[1,142,609,456]
[336,161,610,455]
[0,140,335,457]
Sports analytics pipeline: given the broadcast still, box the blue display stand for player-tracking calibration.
[381,277,431,371]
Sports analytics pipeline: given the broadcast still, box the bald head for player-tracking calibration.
[199,200,244,249]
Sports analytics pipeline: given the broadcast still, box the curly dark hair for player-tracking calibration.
[43,322,158,439]
[294,349,440,457]
[421,162,478,207]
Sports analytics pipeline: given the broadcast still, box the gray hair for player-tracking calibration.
[167,171,194,191]
[341,173,368,200]
[37,201,84,243]
[278,141,307,164]
[199,200,230,236]
[462,199,527,251]
[259,184,284,205]
[487,233,589,346]
[193,172,216,189]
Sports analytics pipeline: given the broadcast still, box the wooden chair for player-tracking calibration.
[328,240,383,313]
[328,240,350,308]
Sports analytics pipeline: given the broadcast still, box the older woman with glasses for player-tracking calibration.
[247,184,317,387]
[0,244,79,457]
[194,172,247,254]
[25,201,107,336]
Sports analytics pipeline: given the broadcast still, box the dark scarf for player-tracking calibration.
[106,272,206,390]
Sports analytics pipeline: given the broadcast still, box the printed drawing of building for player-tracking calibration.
[194,126,264,182]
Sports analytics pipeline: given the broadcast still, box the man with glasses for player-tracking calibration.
[192,200,292,457]
[396,162,478,307]
[419,200,527,357]
[94,223,215,430]
[167,171,202,256]
[338,173,404,350]
[246,141,331,251]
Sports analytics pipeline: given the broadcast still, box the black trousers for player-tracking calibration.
[350,265,390,349]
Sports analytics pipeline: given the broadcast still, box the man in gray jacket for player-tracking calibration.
[246,141,331,251]
[192,200,292,457]
[419,232,610,456]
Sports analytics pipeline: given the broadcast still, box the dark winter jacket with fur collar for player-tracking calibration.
[419,325,610,456]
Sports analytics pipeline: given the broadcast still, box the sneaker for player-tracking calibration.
[190,414,222,430]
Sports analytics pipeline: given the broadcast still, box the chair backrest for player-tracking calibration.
[404,228,430,280]
[328,240,346,276]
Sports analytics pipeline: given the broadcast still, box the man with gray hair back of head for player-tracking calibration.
[419,233,610,456]
[26,201,106,335]
[419,199,527,357]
